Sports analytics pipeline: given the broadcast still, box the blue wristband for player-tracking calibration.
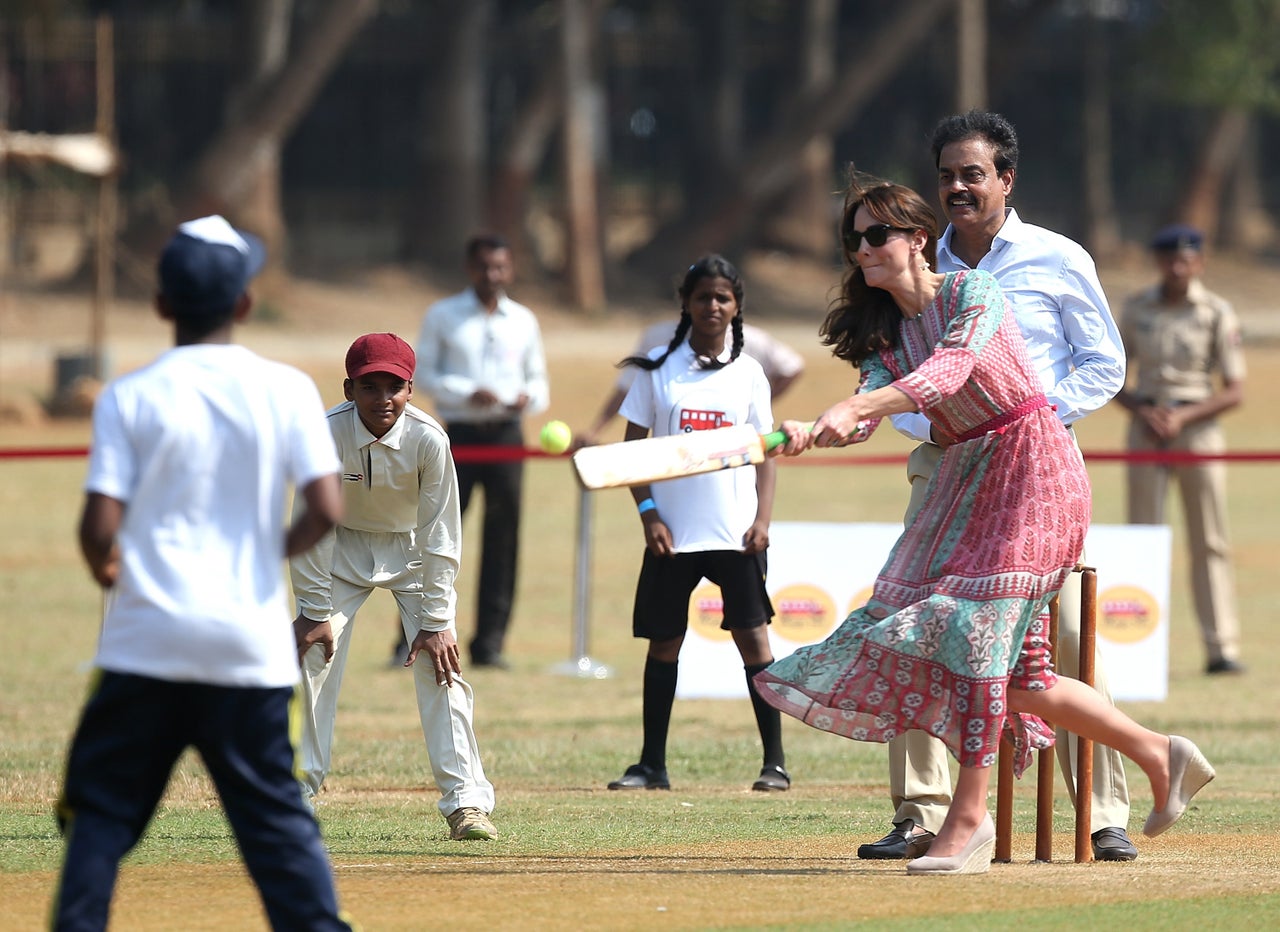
[637,497,657,515]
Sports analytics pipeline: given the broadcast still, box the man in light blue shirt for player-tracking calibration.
[857,110,1137,864]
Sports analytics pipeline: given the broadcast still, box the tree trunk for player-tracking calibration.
[404,0,493,267]
[122,0,378,259]
[627,0,955,272]
[560,0,605,311]
[1178,106,1251,245]
[1081,12,1120,256]
[762,0,838,260]
[487,62,561,272]
[955,0,987,111]
[680,0,744,217]
[184,0,379,220]
[224,0,294,266]
[1224,119,1276,252]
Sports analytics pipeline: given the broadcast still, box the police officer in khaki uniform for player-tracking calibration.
[1117,224,1246,675]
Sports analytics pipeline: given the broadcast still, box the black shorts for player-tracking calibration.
[632,548,774,640]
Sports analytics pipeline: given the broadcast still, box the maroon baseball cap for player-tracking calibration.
[345,333,416,381]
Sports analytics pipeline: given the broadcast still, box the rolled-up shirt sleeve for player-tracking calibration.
[1050,260,1126,423]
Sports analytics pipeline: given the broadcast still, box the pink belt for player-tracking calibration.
[953,393,1050,443]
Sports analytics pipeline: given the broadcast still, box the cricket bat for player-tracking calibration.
[571,424,790,490]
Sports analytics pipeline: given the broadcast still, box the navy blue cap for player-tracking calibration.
[158,215,267,315]
[1150,224,1203,253]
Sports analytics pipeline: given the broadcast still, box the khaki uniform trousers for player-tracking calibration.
[1126,415,1240,664]
[888,440,1130,834]
[298,529,495,817]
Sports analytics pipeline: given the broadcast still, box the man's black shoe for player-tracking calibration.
[856,819,935,859]
[1091,826,1138,861]
[471,655,511,670]
[1206,658,1245,675]
[751,764,791,792]
[607,763,670,790]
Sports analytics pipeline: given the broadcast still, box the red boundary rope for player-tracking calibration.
[2,445,1278,465]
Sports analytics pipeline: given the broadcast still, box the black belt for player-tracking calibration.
[448,419,520,434]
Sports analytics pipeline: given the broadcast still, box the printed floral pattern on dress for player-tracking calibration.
[965,602,1000,674]
[751,270,1090,770]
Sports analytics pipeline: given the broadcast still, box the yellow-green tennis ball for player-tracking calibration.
[539,420,573,454]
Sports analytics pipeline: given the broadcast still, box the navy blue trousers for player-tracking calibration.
[53,671,352,931]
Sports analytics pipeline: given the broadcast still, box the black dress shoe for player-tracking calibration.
[471,655,510,670]
[856,819,935,859]
[1206,658,1245,675]
[1091,826,1138,861]
[751,764,791,792]
[607,763,670,790]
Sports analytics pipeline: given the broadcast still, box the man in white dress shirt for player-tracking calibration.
[857,110,1138,864]
[414,234,549,669]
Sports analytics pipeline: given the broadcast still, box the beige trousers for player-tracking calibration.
[298,529,495,817]
[888,441,1130,834]
[1126,416,1240,664]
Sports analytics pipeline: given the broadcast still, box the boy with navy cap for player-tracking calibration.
[55,216,353,929]
[1117,224,1247,675]
[291,332,498,841]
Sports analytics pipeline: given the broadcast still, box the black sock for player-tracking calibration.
[745,662,784,769]
[639,656,678,770]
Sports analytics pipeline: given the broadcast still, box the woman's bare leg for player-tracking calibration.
[928,765,991,857]
[1010,678,1172,813]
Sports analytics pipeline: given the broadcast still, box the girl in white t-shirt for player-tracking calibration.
[607,255,788,793]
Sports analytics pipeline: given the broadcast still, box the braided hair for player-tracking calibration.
[619,254,745,372]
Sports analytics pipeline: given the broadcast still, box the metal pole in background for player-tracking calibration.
[92,13,116,381]
[551,485,611,678]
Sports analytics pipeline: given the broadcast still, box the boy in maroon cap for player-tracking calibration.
[291,332,497,840]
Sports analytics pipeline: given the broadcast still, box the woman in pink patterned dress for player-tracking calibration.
[755,177,1215,875]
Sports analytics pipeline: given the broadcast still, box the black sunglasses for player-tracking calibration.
[844,223,914,251]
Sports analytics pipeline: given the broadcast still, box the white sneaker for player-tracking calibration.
[447,807,497,840]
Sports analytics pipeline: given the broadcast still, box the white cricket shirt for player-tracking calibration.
[290,402,461,632]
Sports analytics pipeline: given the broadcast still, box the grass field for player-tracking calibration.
[1,279,1278,930]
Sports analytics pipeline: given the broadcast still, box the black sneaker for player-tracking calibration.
[607,762,670,790]
[1206,658,1245,675]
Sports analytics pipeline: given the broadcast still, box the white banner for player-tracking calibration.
[676,522,1171,702]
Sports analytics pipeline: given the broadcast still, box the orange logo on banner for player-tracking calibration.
[846,585,874,618]
[771,583,838,645]
[687,584,732,642]
[1097,585,1161,644]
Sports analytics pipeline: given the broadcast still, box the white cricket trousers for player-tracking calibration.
[298,553,495,817]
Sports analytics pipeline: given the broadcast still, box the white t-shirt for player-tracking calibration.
[85,344,340,688]
[615,320,804,394]
[618,341,772,552]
